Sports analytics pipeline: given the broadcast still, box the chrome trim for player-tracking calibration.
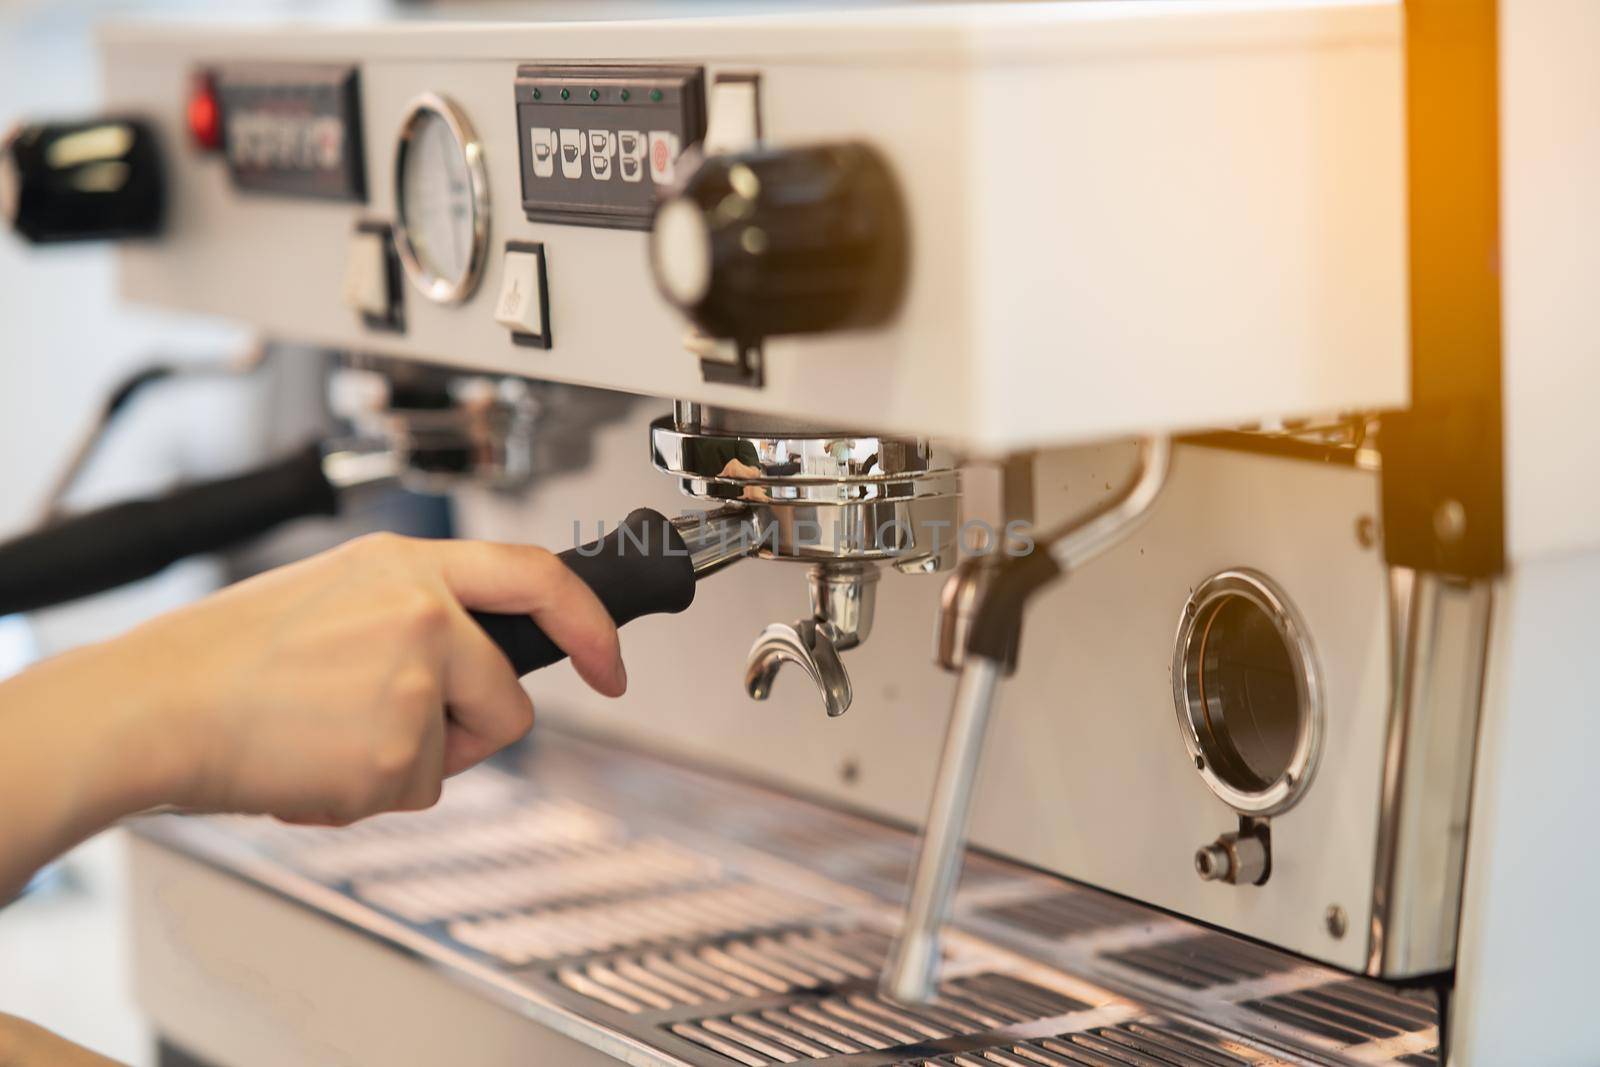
[393,93,490,305]
[745,563,878,717]
[671,507,758,579]
[1172,569,1324,817]
[650,416,958,496]
[1045,436,1173,571]
[880,655,1002,1001]
[1366,567,1493,977]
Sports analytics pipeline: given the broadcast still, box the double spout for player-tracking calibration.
[672,507,885,717]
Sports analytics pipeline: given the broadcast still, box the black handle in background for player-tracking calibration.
[0,443,338,617]
[472,508,697,677]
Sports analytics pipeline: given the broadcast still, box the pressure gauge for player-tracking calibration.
[393,94,488,304]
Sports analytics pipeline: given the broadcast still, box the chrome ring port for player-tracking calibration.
[1173,570,1323,816]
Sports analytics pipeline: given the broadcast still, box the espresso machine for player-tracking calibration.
[4,1,1597,1064]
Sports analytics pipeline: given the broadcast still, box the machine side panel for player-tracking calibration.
[1451,550,1600,1063]
[1499,0,1600,561]
[973,23,1407,446]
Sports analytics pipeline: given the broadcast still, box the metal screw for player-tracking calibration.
[1355,514,1377,549]
[1433,499,1467,544]
[1325,904,1348,939]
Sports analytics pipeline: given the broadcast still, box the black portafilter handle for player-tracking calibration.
[0,443,339,617]
[471,508,697,677]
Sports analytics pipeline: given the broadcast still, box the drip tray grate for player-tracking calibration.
[136,731,1440,1067]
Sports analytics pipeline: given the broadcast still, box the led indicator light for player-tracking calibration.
[589,88,600,102]
[649,89,663,103]
[560,88,570,101]
[186,73,223,151]
[532,88,542,100]
[620,89,631,102]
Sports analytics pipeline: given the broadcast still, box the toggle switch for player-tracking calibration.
[494,241,552,349]
[342,221,402,332]
[703,74,762,156]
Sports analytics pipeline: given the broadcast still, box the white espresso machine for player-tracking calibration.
[3,2,1596,1064]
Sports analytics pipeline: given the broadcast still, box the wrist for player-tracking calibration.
[14,639,197,820]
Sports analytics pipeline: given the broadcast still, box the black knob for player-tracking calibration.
[650,142,908,342]
[1,118,164,244]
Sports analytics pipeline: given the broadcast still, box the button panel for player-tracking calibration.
[514,65,706,230]
[215,63,365,201]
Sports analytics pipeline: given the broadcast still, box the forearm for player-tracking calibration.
[0,1014,125,1067]
[0,642,184,902]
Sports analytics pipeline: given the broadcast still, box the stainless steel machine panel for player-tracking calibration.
[100,3,1406,450]
[440,402,1420,976]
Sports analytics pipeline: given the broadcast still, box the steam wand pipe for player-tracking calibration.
[880,436,1172,1002]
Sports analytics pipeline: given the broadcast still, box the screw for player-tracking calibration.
[1325,904,1348,939]
[840,758,860,785]
[1355,514,1377,549]
[1433,499,1467,544]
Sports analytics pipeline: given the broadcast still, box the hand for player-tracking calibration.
[87,533,625,828]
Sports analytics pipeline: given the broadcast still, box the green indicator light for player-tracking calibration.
[650,89,663,102]
[532,88,541,100]
[620,89,630,102]
[560,88,570,101]
[589,88,600,101]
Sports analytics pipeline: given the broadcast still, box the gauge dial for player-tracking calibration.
[394,95,488,304]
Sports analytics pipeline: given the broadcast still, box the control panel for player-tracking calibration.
[214,63,365,200]
[94,7,1406,451]
[514,65,706,230]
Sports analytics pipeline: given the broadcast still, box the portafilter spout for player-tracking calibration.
[651,406,959,717]
[746,562,879,717]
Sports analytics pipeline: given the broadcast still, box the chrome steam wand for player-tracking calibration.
[880,436,1173,1002]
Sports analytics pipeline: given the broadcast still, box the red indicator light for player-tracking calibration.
[187,73,222,151]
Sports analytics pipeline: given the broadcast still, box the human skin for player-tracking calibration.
[0,532,627,1064]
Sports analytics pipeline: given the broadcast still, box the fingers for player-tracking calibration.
[439,605,536,776]
[425,540,628,699]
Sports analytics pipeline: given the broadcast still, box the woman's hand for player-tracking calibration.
[0,533,625,899]
[128,532,627,823]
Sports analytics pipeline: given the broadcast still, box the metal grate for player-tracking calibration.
[556,927,893,1013]
[894,1017,1263,1066]
[978,890,1153,942]
[1105,933,1299,991]
[452,881,832,966]
[138,734,1442,1067]
[354,836,722,923]
[1242,979,1438,1047]
[669,972,1094,1065]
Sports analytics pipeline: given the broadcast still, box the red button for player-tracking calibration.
[187,73,222,151]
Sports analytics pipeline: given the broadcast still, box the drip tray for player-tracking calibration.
[135,731,1440,1067]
